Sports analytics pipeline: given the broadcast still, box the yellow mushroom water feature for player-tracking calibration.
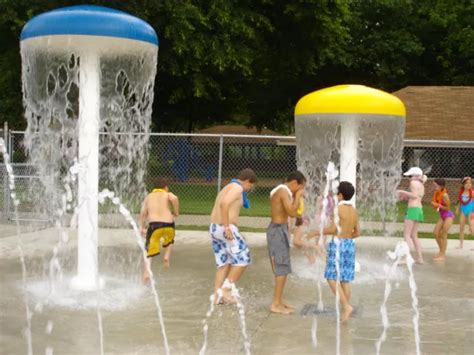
[295,84,406,229]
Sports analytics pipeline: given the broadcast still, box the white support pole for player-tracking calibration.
[71,51,101,290]
[340,120,358,204]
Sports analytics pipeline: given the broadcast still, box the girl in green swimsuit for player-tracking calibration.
[397,167,426,264]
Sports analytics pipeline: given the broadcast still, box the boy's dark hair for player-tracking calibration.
[286,171,306,184]
[155,178,168,189]
[434,178,446,187]
[238,168,257,183]
[338,181,355,201]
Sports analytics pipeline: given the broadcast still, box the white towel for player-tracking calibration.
[270,184,293,200]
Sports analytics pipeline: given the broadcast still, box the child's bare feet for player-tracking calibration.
[281,300,295,310]
[341,304,353,322]
[432,254,441,259]
[163,258,170,269]
[270,304,294,314]
[218,289,236,305]
[415,258,424,265]
[432,255,445,261]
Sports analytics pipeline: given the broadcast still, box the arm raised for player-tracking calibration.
[281,188,303,218]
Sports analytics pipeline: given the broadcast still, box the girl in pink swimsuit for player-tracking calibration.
[431,178,454,261]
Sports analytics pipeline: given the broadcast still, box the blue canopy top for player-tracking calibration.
[21,5,158,46]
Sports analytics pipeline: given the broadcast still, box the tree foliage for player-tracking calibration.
[0,0,472,132]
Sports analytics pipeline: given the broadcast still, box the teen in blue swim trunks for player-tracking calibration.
[322,181,360,322]
[209,168,257,304]
[456,177,474,249]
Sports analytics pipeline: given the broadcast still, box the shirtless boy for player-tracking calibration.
[267,171,306,314]
[322,181,360,322]
[209,168,257,304]
[139,178,180,283]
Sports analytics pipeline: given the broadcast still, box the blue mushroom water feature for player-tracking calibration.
[20,6,159,290]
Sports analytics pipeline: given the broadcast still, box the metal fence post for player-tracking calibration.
[3,122,10,220]
[217,134,224,193]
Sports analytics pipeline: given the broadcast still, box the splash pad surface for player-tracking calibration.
[1,228,473,354]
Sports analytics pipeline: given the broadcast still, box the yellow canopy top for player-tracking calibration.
[295,85,406,117]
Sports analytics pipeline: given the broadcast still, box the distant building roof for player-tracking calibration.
[392,86,474,141]
[196,125,281,136]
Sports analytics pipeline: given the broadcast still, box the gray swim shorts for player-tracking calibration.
[266,223,291,276]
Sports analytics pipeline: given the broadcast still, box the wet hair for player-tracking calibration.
[155,178,168,189]
[285,171,306,184]
[338,181,355,201]
[434,178,446,187]
[238,168,257,183]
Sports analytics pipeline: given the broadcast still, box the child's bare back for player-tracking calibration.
[337,204,360,238]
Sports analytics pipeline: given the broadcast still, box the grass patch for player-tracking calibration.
[169,184,447,223]
[168,184,272,217]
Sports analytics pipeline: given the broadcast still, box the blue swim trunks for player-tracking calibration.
[209,224,251,268]
[324,237,356,282]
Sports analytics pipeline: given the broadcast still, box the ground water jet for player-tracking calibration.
[0,138,33,354]
[199,279,251,355]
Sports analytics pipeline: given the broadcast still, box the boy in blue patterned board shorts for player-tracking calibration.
[322,181,360,322]
[209,169,257,304]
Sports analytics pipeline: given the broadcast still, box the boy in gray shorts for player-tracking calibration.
[267,171,306,314]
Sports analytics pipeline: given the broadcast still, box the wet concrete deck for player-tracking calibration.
[1,229,473,354]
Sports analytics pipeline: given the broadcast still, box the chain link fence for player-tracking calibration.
[1,129,474,234]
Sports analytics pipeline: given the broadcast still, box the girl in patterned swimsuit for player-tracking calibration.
[456,177,474,249]
[431,178,454,261]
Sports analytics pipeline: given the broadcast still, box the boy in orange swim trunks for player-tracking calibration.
[139,178,180,283]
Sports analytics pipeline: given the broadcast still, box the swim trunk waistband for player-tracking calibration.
[148,221,175,229]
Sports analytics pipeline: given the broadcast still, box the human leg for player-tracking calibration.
[404,219,415,248]
[401,219,416,264]
[143,257,152,284]
[327,279,353,322]
[213,264,231,303]
[410,222,423,264]
[270,275,293,314]
[468,212,474,235]
[162,244,173,268]
[341,281,352,303]
[459,214,466,249]
[433,219,443,258]
[433,217,453,261]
